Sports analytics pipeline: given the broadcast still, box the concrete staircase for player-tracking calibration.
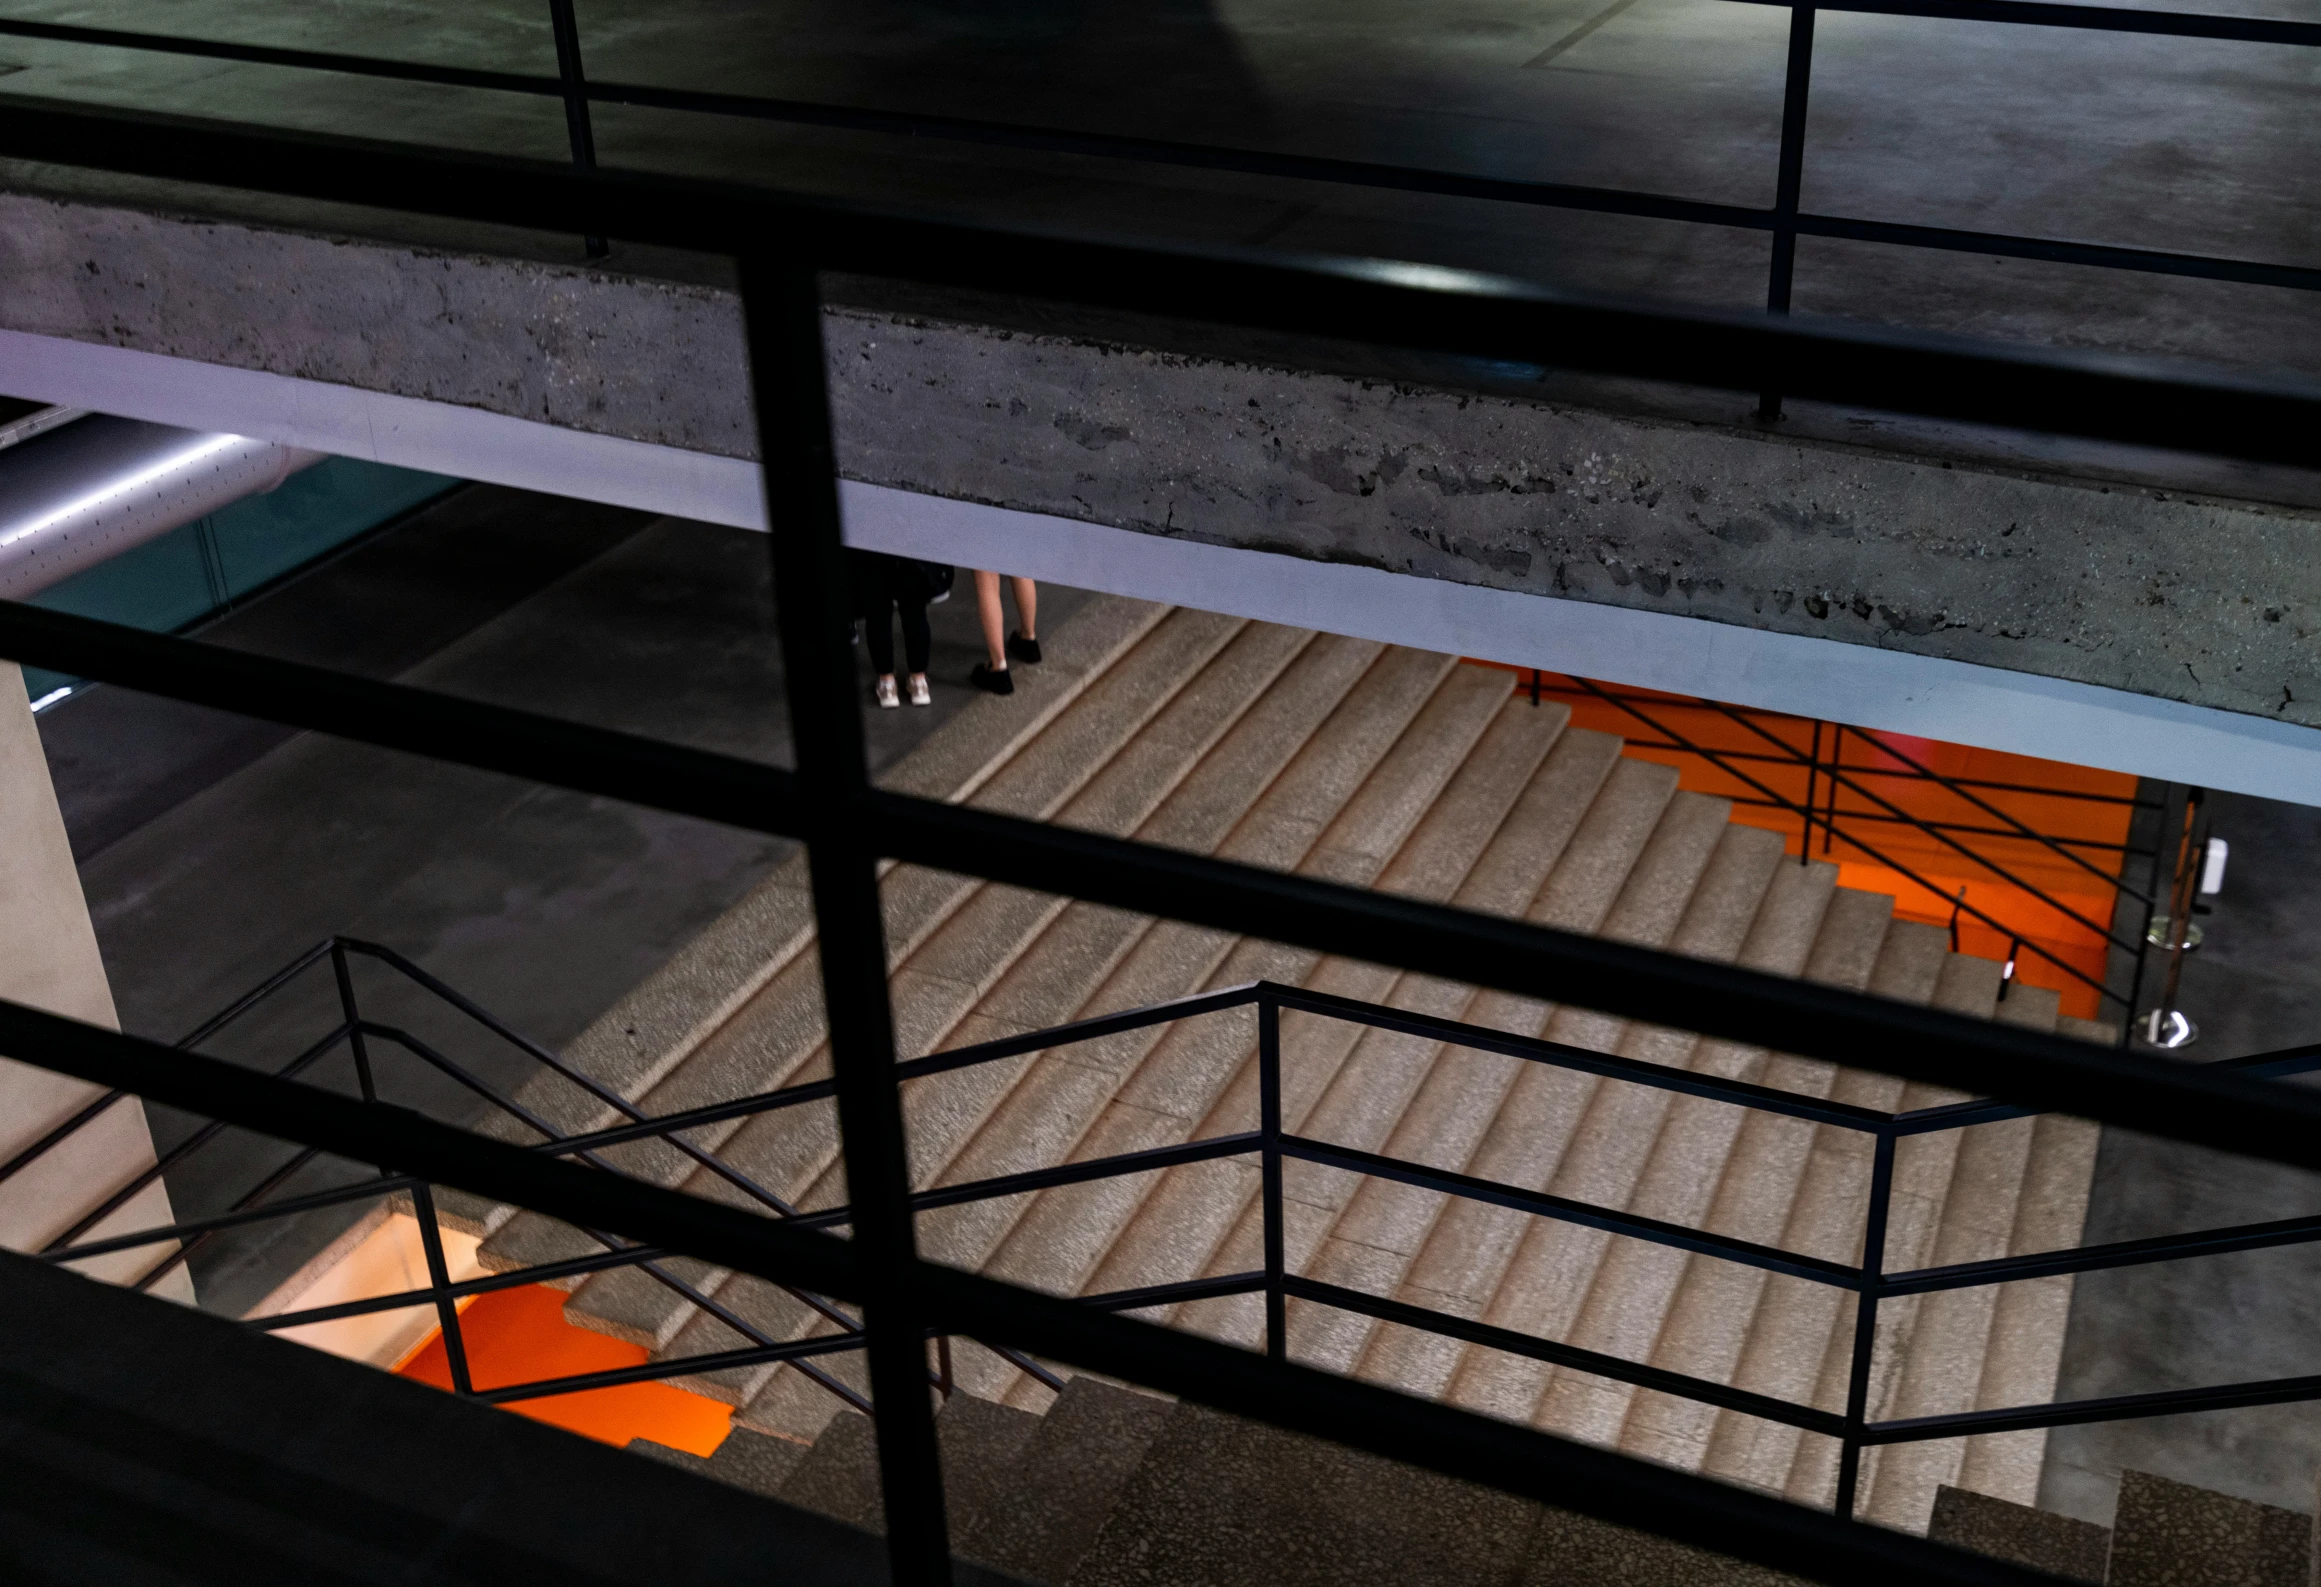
[636,1390,2314,1587]
[458,595,2111,1535]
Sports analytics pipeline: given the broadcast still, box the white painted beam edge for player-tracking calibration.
[841,482,2321,808]
[4,325,2315,805]
[0,328,769,531]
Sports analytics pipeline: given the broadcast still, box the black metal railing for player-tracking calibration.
[1,82,2320,1587]
[1525,671,2171,1033]
[22,954,2321,1529]
[2,0,2320,393]
[0,935,1067,1415]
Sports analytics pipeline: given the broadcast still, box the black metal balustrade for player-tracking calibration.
[0,56,2320,1587]
[1526,671,2174,1035]
[16,944,2321,1531]
[1,0,2320,372]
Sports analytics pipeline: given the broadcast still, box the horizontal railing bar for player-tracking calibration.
[8,13,2319,316]
[1729,0,2321,48]
[1863,1369,2321,1443]
[531,986,1266,1158]
[1265,982,1897,1130]
[1798,210,2321,294]
[895,984,1265,1081]
[1281,1273,1849,1438]
[907,1132,1264,1215]
[1890,1038,2321,1132]
[472,1330,870,1406]
[1705,795,2136,849]
[246,1241,674,1332]
[1882,1206,2321,1295]
[11,604,2321,1182]
[1,105,2319,471]
[1281,1135,1863,1287]
[785,1134,1268,1235]
[1081,1271,1272,1313]
[44,1165,421,1265]
[0,995,2079,1587]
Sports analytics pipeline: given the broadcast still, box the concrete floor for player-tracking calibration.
[2040,788,2321,1525]
[1,0,2317,369]
[37,481,1086,1315]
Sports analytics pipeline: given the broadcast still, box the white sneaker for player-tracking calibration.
[908,674,931,707]
[874,677,899,709]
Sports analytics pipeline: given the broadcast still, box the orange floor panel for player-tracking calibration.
[1471,665,2141,1021]
[397,1284,733,1455]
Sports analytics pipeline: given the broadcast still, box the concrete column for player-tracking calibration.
[0,661,193,1300]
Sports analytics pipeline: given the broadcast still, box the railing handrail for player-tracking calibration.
[32,948,2321,1496]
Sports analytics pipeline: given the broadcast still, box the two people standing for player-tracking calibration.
[850,550,1038,707]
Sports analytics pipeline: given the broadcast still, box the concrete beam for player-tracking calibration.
[4,171,2320,743]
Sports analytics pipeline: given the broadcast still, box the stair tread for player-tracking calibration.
[711,633,1387,1424]
[641,621,1345,1400]
[959,1377,1175,1585]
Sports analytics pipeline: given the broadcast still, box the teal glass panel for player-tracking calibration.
[22,457,458,705]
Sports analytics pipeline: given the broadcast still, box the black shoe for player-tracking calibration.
[1006,631,1042,665]
[971,662,1015,696]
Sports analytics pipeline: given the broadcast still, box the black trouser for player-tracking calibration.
[861,591,931,676]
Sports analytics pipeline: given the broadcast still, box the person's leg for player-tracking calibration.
[1004,575,1042,665]
[974,569,1008,671]
[900,597,932,678]
[862,594,898,679]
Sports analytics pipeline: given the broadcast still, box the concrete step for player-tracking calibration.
[957,1377,1175,1586]
[620,617,1328,1393]
[775,1391,1044,1538]
[733,657,1517,1432]
[1344,753,1689,1403]
[473,595,1199,1278]
[1157,692,1586,1350]
[1265,725,1637,1378]
[934,664,1517,1409]
[1070,1401,1547,1587]
[2106,1468,2309,1587]
[1925,1486,2108,1584]
[1063,681,1563,1347]
[1525,846,1836,1449]
[713,629,1383,1426]
[1689,947,1991,1499]
[629,1423,808,1499]
[1438,793,1764,1424]
[1628,899,1926,1487]
[436,594,1175,1248]
[1849,983,2060,1530]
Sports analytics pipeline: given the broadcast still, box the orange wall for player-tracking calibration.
[1474,666,2139,1020]
[398,1284,734,1454]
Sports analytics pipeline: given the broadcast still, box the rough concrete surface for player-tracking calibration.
[7,176,2321,734]
[829,309,2321,731]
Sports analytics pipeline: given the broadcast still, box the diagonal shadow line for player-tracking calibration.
[1527,0,1649,65]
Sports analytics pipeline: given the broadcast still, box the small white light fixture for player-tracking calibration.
[2142,1008,2198,1049]
[2199,838,2228,896]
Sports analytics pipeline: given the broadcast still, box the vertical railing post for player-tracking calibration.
[1822,720,1842,854]
[328,939,377,1103]
[1259,993,1287,1363]
[1801,720,1823,865]
[2143,787,2206,1049]
[738,244,950,1587]
[1833,1129,1894,1521]
[1757,2,1818,422]
[546,0,609,259]
[411,1180,474,1395]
